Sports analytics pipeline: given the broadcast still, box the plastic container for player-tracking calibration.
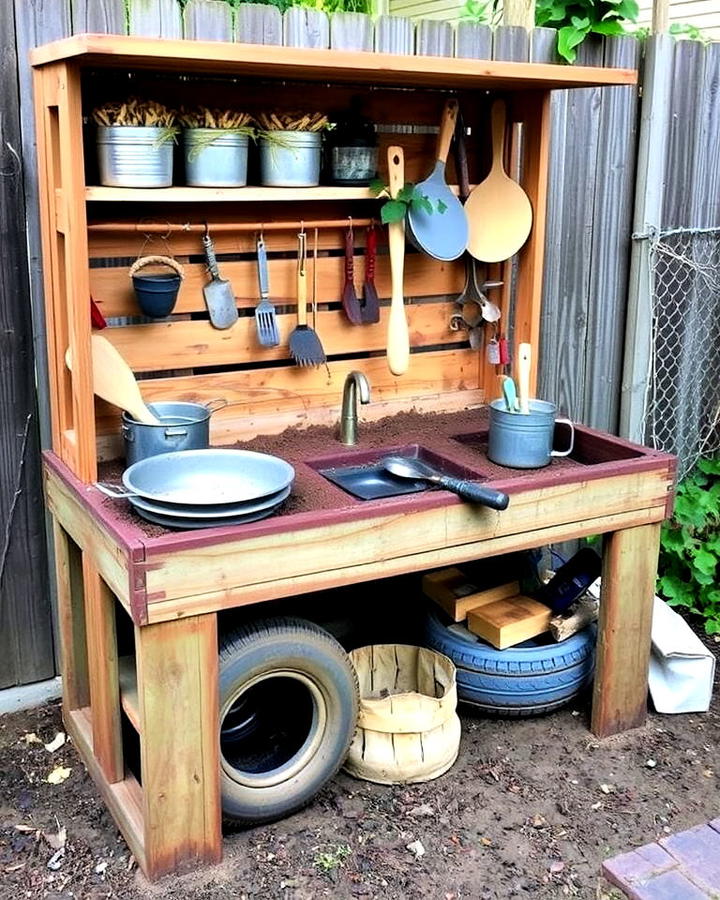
[184,129,249,187]
[259,131,322,187]
[97,125,174,187]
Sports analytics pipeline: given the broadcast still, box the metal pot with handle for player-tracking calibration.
[121,400,226,465]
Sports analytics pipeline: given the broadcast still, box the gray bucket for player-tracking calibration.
[122,401,212,465]
[259,131,322,187]
[184,129,249,187]
[97,125,174,187]
[487,398,575,469]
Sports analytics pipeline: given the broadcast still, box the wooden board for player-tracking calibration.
[422,568,520,621]
[31,34,638,90]
[466,595,551,648]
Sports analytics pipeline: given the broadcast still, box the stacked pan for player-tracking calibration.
[99,449,295,530]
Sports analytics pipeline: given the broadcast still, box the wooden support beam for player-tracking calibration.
[53,522,90,711]
[591,522,662,737]
[135,614,221,879]
[82,555,124,783]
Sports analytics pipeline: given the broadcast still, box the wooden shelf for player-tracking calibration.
[86,185,384,203]
[32,34,637,91]
[118,655,139,732]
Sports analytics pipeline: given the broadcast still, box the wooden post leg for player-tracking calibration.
[136,614,221,879]
[53,521,90,711]
[591,523,661,738]
[82,554,124,783]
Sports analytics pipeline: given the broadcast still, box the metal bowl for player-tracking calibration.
[122,449,295,506]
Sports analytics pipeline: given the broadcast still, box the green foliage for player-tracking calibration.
[535,0,639,63]
[370,179,448,225]
[657,456,720,635]
[669,21,709,43]
[460,0,502,27]
[313,843,351,874]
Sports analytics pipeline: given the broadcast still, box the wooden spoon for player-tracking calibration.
[465,100,532,263]
[517,342,532,415]
[386,146,409,376]
[65,333,161,425]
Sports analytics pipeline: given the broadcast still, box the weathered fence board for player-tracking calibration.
[127,0,183,39]
[330,12,373,51]
[375,15,414,54]
[0,0,54,688]
[235,3,282,45]
[183,0,232,42]
[284,8,329,49]
[493,24,529,62]
[454,22,492,59]
[71,0,126,34]
[416,19,453,56]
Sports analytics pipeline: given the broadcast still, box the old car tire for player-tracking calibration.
[424,605,596,716]
[219,617,359,826]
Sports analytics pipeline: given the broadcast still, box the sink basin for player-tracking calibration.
[307,444,482,501]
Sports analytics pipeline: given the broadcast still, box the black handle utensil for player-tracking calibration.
[380,455,509,510]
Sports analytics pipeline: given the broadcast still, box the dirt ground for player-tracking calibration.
[1,628,718,900]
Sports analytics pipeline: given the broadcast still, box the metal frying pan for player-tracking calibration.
[134,500,287,530]
[406,98,468,262]
[120,449,295,506]
[127,485,292,519]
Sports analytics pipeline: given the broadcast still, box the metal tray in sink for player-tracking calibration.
[318,462,428,501]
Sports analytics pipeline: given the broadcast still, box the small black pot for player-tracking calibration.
[132,273,181,318]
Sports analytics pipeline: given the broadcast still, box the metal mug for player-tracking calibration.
[487,398,575,469]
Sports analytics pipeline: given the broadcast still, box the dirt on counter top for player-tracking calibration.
[97,407,595,538]
[1,624,718,900]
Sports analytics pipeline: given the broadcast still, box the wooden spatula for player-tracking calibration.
[465,100,532,263]
[386,146,410,376]
[65,333,161,425]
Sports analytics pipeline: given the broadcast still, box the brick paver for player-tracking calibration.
[602,819,720,900]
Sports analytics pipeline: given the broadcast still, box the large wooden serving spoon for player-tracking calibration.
[386,146,410,376]
[465,99,533,263]
[65,333,161,425]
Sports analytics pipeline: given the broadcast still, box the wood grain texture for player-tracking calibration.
[235,3,282,45]
[53,522,89,710]
[374,15,414,55]
[330,12,373,52]
[0,1,55,688]
[71,0,126,34]
[183,0,233,42]
[416,19,453,57]
[82,556,123,784]
[583,35,641,432]
[127,0,183,39]
[455,22,492,60]
[136,615,221,878]
[591,522,661,737]
[283,7,329,49]
[493,25,530,62]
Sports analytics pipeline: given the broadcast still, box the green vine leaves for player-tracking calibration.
[370,179,448,226]
[535,0,639,63]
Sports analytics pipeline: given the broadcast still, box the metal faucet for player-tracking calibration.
[340,371,371,446]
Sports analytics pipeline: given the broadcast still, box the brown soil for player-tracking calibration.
[1,625,718,900]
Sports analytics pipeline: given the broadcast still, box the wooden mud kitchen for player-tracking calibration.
[31,34,675,879]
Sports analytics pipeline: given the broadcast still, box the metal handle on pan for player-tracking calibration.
[94,482,139,499]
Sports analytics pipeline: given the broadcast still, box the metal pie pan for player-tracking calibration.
[128,485,292,519]
[134,501,285,531]
[122,449,295,506]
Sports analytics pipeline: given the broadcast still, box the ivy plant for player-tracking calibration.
[460,0,503,27]
[369,179,447,225]
[535,0,639,63]
[657,456,720,635]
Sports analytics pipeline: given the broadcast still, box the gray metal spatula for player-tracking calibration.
[202,226,238,330]
[254,236,280,347]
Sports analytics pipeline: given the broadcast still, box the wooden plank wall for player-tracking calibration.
[0,0,57,688]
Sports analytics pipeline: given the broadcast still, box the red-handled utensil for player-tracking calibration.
[342,223,363,325]
[361,223,380,324]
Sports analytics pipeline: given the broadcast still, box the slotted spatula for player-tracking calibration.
[254,236,280,347]
[65,333,161,425]
[288,231,326,367]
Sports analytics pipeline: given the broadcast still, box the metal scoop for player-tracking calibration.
[380,455,509,510]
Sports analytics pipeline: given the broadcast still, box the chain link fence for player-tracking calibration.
[644,226,720,480]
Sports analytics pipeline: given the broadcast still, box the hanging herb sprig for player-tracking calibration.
[370,178,448,226]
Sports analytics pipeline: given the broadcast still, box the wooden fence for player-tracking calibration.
[0,0,711,688]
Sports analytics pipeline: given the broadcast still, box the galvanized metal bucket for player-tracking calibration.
[487,398,575,469]
[259,131,322,187]
[184,129,249,187]
[97,125,174,187]
[121,401,213,465]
